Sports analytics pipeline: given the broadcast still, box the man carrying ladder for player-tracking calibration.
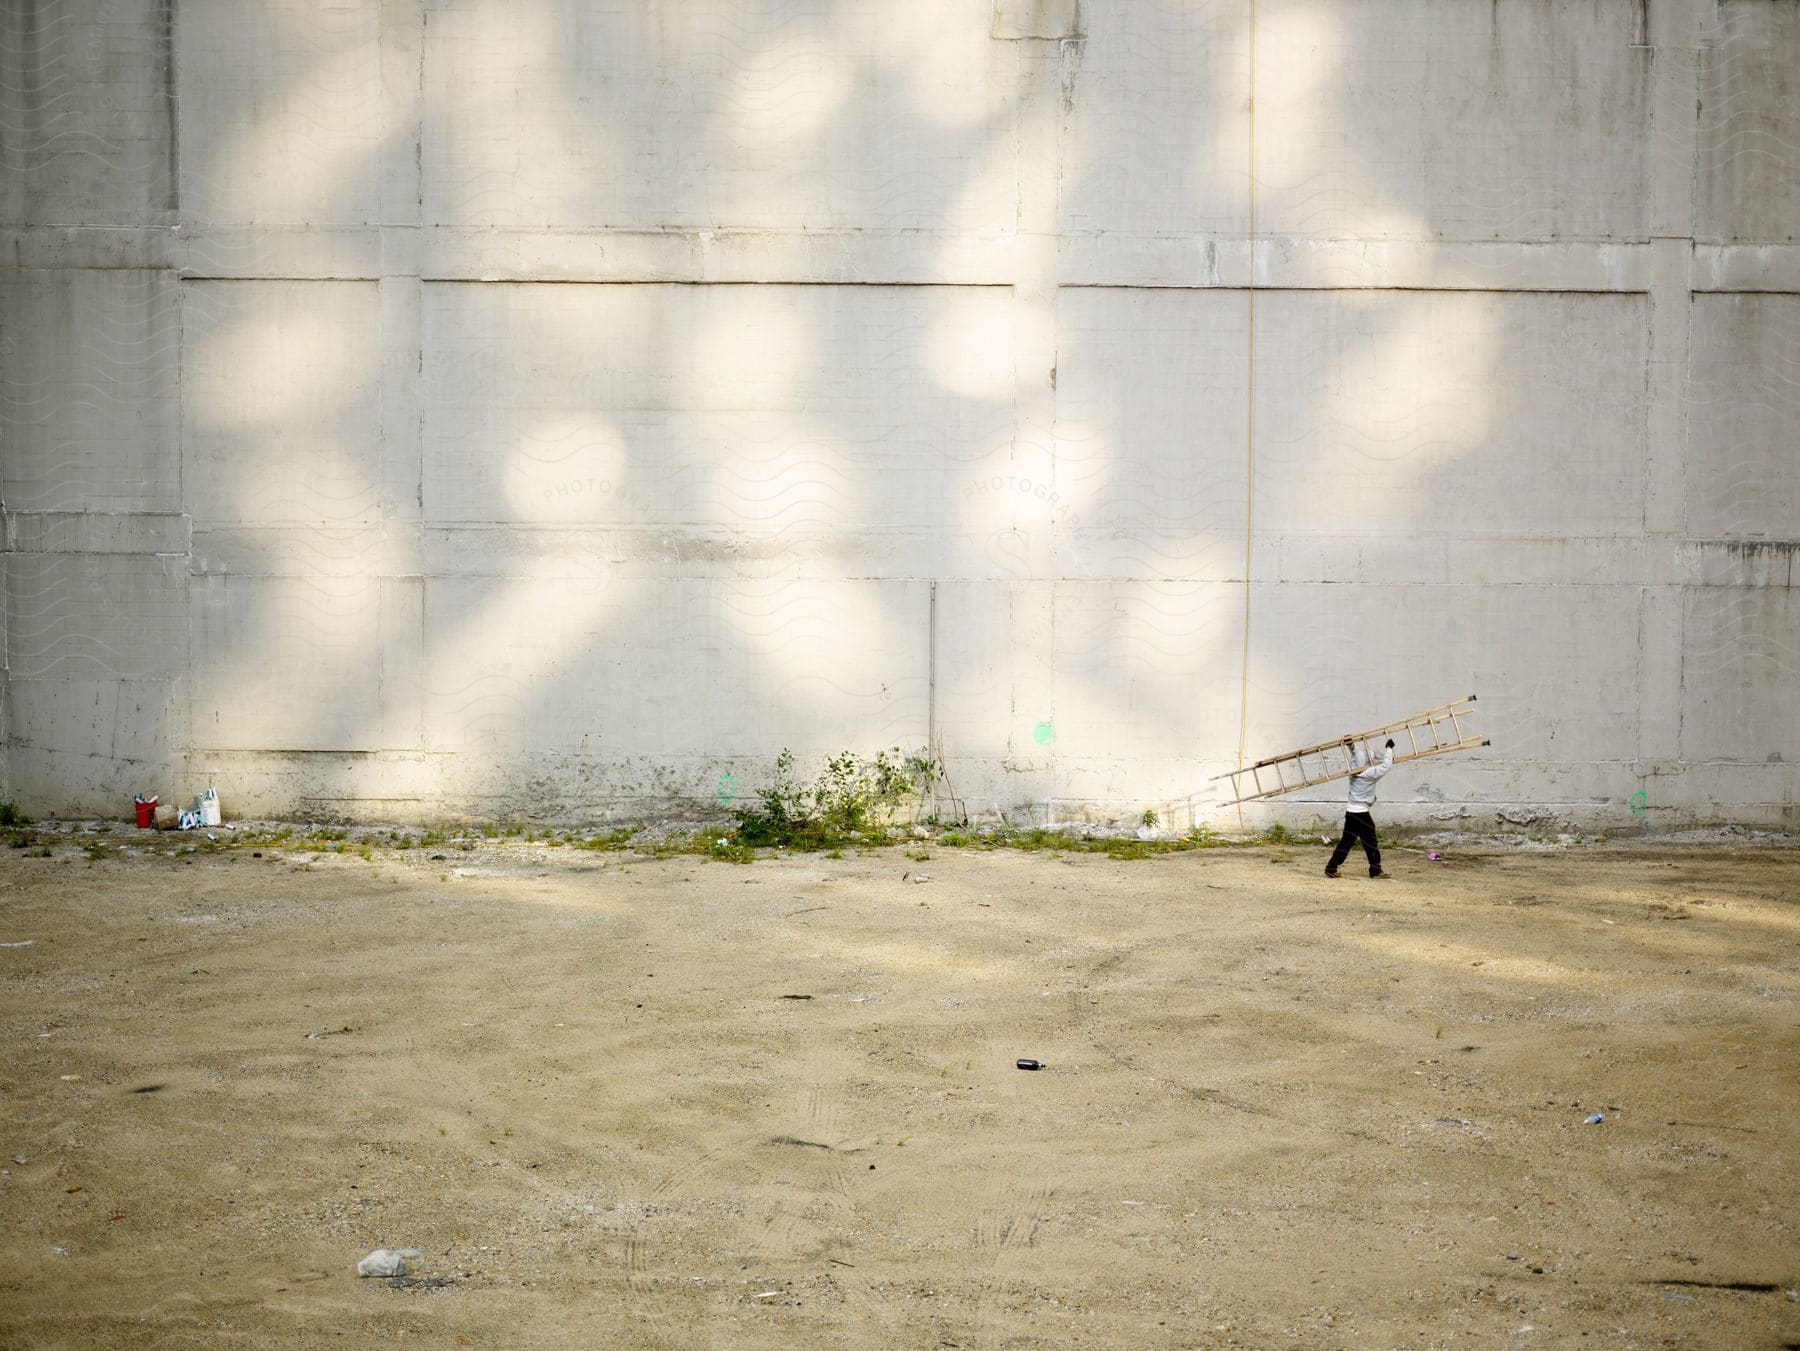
[1325,737,1394,879]
[1213,697,1489,880]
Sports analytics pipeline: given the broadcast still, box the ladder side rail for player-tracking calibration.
[1216,734,1489,806]
[1211,696,1481,784]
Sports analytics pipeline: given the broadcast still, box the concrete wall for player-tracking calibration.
[2,0,1795,830]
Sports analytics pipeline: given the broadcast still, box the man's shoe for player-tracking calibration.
[1370,871,1390,880]
[1324,869,1339,879]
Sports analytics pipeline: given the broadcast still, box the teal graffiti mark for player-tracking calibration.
[716,771,737,804]
[1032,721,1054,746]
[1629,790,1647,817]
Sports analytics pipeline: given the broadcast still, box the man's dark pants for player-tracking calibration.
[1327,811,1381,875]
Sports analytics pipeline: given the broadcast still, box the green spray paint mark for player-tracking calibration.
[1629,790,1647,817]
[716,771,737,804]
[1032,721,1054,746]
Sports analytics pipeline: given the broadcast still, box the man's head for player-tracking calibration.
[1385,739,1395,750]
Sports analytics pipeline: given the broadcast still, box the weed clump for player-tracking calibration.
[733,748,935,850]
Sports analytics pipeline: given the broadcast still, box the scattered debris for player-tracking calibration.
[386,1275,455,1292]
[1641,1279,1782,1293]
[132,1085,164,1094]
[1016,1059,1044,1071]
[12,1155,26,1165]
[1585,1113,1605,1125]
[357,1248,422,1278]
[0,941,33,948]
[777,994,814,1001]
[305,1027,356,1041]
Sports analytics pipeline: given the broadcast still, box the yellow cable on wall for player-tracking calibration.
[1234,0,1258,831]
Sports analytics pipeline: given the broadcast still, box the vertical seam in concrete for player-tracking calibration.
[159,0,179,215]
[927,579,938,756]
[176,258,192,795]
[416,6,427,222]
[1234,0,1258,831]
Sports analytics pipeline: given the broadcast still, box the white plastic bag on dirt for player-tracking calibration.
[356,1248,421,1277]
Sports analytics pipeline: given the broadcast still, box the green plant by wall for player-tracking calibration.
[734,747,936,849]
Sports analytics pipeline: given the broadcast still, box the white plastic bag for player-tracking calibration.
[356,1248,421,1277]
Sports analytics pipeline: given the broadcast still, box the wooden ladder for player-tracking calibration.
[1214,695,1489,806]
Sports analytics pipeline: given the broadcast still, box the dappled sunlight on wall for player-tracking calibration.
[178,0,391,224]
[183,283,382,530]
[4,0,1796,828]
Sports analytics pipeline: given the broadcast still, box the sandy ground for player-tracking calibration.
[0,830,1796,1350]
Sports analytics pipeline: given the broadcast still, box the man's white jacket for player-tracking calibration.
[1345,744,1394,813]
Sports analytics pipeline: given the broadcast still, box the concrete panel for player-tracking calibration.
[931,580,1012,771]
[420,282,1015,547]
[5,677,174,767]
[1680,585,1799,765]
[1254,291,1649,540]
[1243,581,1639,803]
[421,574,930,760]
[189,571,386,752]
[182,280,383,527]
[1060,1,1249,238]
[1054,288,1249,550]
[1697,1,1800,244]
[1065,0,1647,243]
[5,740,176,817]
[1688,295,1800,540]
[1050,581,1245,803]
[0,269,180,513]
[0,0,174,225]
[5,553,187,682]
[423,0,1017,232]
[6,511,188,556]
[993,0,1080,41]
[176,0,386,225]
[1255,0,1648,242]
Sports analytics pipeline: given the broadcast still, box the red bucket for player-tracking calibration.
[134,796,157,829]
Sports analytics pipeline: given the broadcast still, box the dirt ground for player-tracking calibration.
[0,830,1796,1350]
